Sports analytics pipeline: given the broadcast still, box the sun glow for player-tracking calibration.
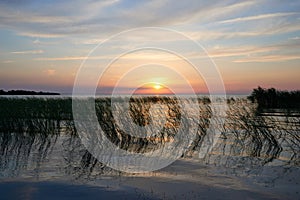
[153,83,162,90]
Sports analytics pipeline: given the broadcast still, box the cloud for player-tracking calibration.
[234,55,300,63]
[289,36,300,40]
[218,12,298,24]
[11,50,44,54]
[186,0,258,24]
[32,39,58,45]
[33,54,177,61]
[74,38,104,45]
[0,0,297,46]
[19,32,65,38]
[2,60,14,63]
[215,38,299,54]
[45,69,56,76]
[204,38,300,62]
[185,22,300,41]
[34,38,300,63]
[207,45,279,58]
[0,0,258,39]
[35,56,87,61]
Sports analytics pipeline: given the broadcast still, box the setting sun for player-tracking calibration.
[153,84,162,90]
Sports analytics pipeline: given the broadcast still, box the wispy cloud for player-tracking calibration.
[34,38,300,63]
[234,55,300,63]
[34,54,179,61]
[32,39,58,45]
[0,0,258,39]
[187,0,257,24]
[219,12,298,24]
[289,36,300,40]
[18,32,65,38]
[207,39,300,61]
[0,0,297,44]
[11,50,44,54]
[45,69,56,76]
[35,56,87,61]
[74,38,104,45]
[2,60,14,63]
[0,0,122,38]
[207,45,279,58]
[186,23,300,41]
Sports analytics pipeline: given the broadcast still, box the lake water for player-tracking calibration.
[0,96,299,199]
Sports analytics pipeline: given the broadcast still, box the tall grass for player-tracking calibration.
[0,96,299,176]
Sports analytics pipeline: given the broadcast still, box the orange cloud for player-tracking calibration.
[45,69,56,76]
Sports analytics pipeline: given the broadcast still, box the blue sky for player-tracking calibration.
[0,0,299,94]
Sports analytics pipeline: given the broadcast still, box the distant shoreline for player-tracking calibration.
[0,89,60,96]
[248,87,300,109]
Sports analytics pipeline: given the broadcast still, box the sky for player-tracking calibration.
[0,0,299,95]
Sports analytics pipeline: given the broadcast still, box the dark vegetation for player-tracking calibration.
[0,95,299,178]
[247,86,300,109]
[0,97,72,120]
[0,89,60,95]
[0,97,73,135]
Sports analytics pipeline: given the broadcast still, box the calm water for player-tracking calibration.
[0,96,299,199]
